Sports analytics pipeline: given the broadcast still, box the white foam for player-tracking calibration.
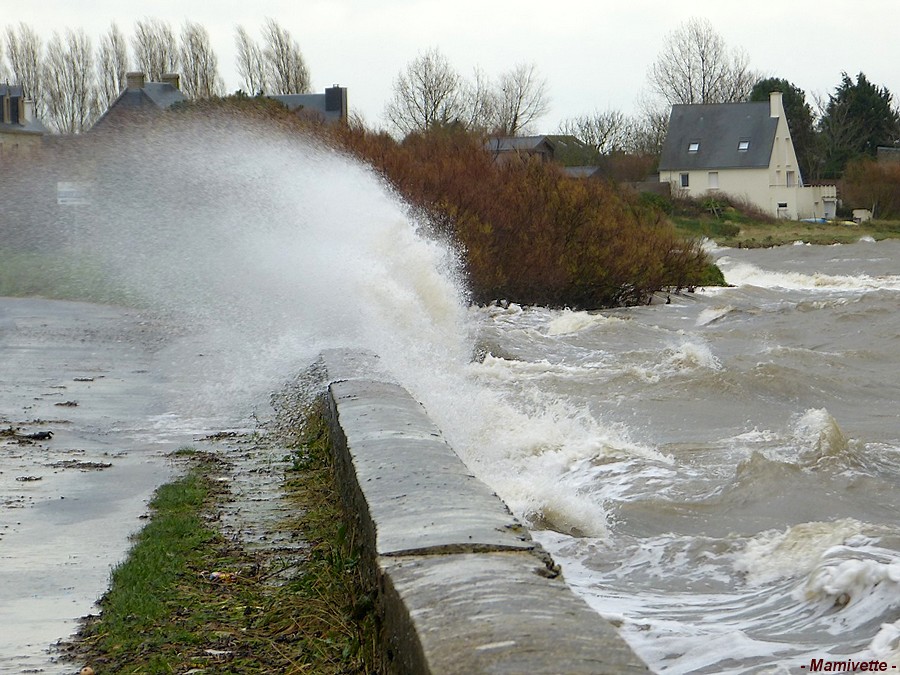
[545,308,622,335]
[719,261,900,292]
[734,519,869,585]
[792,408,851,464]
[803,556,900,604]
[696,304,734,326]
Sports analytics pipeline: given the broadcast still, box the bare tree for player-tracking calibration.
[5,23,45,119]
[494,62,549,136]
[261,18,310,95]
[648,17,756,106]
[96,23,128,109]
[459,66,499,132]
[235,25,268,95]
[44,29,98,133]
[179,21,223,99]
[384,47,464,134]
[559,109,632,154]
[132,17,179,81]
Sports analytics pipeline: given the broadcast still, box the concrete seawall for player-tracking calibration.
[315,349,649,674]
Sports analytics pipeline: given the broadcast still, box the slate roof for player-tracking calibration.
[141,82,187,109]
[564,165,603,178]
[486,135,556,153]
[658,101,777,171]
[90,81,185,131]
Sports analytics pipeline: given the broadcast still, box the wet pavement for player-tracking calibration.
[0,298,223,674]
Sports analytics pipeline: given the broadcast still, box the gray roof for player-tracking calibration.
[91,82,186,131]
[658,101,777,171]
[486,136,555,153]
[270,93,342,121]
[564,165,602,178]
[141,82,186,109]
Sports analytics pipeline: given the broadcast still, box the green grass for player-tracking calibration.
[69,410,379,674]
[673,216,900,248]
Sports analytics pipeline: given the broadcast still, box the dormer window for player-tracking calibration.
[688,141,700,154]
[738,140,750,152]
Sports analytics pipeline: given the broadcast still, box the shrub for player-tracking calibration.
[327,125,712,307]
[842,158,900,219]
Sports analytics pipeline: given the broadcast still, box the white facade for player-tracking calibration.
[659,93,837,220]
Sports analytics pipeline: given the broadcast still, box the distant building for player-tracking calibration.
[269,85,348,124]
[91,72,186,132]
[485,135,556,165]
[876,146,900,165]
[0,83,47,156]
[659,92,837,220]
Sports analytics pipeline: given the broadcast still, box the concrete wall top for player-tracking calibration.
[316,349,649,674]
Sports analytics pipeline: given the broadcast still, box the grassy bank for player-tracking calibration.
[674,216,900,247]
[696,219,900,248]
[67,407,377,674]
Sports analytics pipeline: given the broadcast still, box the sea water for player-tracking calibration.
[5,119,899,672]
[461,240,900,673]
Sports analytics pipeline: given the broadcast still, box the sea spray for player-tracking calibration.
[59,115,628,539]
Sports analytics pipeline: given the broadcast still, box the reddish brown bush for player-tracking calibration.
[842,158,900,219]
[328,124,709,307]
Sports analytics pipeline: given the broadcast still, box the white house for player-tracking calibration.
[658,92,837,220]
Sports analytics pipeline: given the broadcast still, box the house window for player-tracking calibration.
[786,171,796,187]
[708,172,719,189]
[680,173,690,188]
[688,141,700,154]
[738,140,750,152]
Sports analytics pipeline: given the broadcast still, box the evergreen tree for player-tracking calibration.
[818,72,900,178]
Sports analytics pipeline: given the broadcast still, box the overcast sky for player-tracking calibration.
[5,0,898,131]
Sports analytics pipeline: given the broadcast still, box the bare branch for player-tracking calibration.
[235,25,268,95]
[44,29,98,133]
[5,23,46,119]
[494,62,549,136]
[132,17,179,81]
[96,23,128,109]
[384,47,463,135]
[261,18,310,95]
[648,17,756,106]
[179,21,223,99]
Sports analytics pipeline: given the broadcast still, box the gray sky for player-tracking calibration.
[5,0,898,131]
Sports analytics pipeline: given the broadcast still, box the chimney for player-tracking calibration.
[161,73,180,90]
[126,72,146,91]
[769,91,783,119]
[325,85,348,120]
[23,99,34,123]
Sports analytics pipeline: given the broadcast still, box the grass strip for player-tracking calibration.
[674,217,900,248]
[69,404,378,674]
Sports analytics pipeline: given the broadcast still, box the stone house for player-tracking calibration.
[658,92,837,220]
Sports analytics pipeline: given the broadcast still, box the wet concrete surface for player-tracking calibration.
[0,297,238,674]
